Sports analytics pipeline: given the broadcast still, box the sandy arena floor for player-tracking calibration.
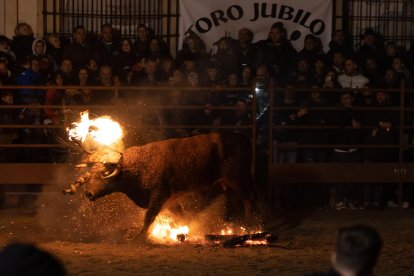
[0,191,413,276]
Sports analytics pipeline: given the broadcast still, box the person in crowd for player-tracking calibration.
[43,71,73,162]
[158,56,175,83]
[329,51,346,75]
[63,25,95,69]
[59,57,77,85]
[210,36,239,77]
[179,53,200,78]
[297,34,325,67]
[163,68,190,138]
[90,64,115,105]
[0,35,16,68]
[176,33,207,71]
[289,58,311,87]
[12,22,35,63]
[46,33,63,68]
[356,28,385,71]
[254,22,297,84]
[383,41,405,71]
[326,29,354,61]
[95,23,118,67]
[331,91,363,210]
[222,72,243,105]
[234,27,256,67]
[323,69,342,104]
[134,24,153,59]
[143,37,171,62]
[300,82,331,163]
[86,57,99,82]
[200,60,225,105]
[392,56,413,88]
[15,55,44,104]
[31,38,47,57]
[312,55,328,84]
[15,55,47,162]
[338,56,370,89]
[134,56,163,88]
[0,59,15,85]
[376,68,402,104]
[221,97,252,139]
[240,64,253,87]
[306,224,382,276]
[273,82,301,164]
[361,91,398,208]
[362,56,382,86]
[44,71,65,124]
[113,37,140,83]
[0,242,66,275]
[0,90,23,163]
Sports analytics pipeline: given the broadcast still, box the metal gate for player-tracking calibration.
[344,0,414,50]
[42,0,180,53]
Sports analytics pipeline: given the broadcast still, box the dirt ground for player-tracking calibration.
[0,191,414,276]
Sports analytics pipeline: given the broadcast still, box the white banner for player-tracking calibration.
[179,0,333,53]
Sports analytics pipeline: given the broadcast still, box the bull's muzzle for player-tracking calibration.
[85,191,98,201]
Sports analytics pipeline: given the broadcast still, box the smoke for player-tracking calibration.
[35,167,145,243]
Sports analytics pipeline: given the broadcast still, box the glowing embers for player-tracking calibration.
[68,111,123,147]
[206,226,278,247]
[149,215,189,243]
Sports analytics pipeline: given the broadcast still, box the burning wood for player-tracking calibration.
[149,215,189,244]
[205,232,278,248]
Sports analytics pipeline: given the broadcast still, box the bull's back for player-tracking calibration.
[122,133,252,190]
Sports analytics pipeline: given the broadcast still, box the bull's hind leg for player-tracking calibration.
[222,157,256,219]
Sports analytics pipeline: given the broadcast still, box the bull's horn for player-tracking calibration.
[75,163,88,168]
[62,183,79,195]
[101,165,121,179]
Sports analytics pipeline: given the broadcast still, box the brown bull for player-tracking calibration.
[65,132,256,238]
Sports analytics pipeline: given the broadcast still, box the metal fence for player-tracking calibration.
[345,0,414,50]
[42,0,180,53]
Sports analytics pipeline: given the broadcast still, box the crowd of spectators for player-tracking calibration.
[0,21,414,209]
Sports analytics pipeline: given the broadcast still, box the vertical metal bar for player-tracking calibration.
[175,0,179,54]
[43,0,48,37]
[398,79,406,206]
[80,0,84,29]
[53,0,57,33]
[128,0,132,37]
[71,0,75,31]
[138,0,141,25]
[167,0,171,47]
[110,0,113,24]
[251,86,257,190]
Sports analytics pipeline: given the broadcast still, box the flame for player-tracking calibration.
[68,111,123,147]
[149,215,189,243]
[244,240,268,245]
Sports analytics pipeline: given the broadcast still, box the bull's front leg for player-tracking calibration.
[137,189,169,240]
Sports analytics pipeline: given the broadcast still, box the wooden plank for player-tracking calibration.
[0,164,73,185]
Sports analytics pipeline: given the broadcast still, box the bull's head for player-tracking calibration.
[84,162,122,201]
[63,156,122,201]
